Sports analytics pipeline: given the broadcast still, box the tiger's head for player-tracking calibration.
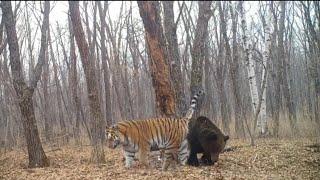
[105,125,121,149]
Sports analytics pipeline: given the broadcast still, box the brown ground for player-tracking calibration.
[0,138,319,180]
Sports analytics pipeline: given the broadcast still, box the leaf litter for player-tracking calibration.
[0,138,319,180]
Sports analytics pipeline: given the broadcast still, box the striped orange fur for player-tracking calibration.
[106,90,204,170]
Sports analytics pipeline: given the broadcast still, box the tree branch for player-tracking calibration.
[30,1,50,90]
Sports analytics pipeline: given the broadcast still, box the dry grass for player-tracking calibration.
[0,138,319,180]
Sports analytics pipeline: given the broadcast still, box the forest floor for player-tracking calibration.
[0,138,319,180]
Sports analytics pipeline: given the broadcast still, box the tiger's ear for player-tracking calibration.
[111,124,119,130]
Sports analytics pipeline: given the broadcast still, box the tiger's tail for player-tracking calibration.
[185,89,205,120]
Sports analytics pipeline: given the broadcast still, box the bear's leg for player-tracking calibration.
[200,152,214,166]
[187,148,199,166]
[210,153,219,163]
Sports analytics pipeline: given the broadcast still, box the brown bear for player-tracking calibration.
[187,116,229,166]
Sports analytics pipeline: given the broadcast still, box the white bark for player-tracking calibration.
[258,2,273,135]
[241,4,259,123]
[259,65,267,134]
[240,2,257,146]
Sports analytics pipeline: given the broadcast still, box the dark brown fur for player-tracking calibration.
[187,116,229,166]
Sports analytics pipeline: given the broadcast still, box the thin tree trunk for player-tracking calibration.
[270,2,281,138]
[0,59,15,150]
[126,4,144,118]
[163,1,186,116]
[219,1,245,138]
[68,16,83,144]
[279,1,298,135]
[42,34,51,142]
[190,1,212,108]
[239,1,255,144]
[213,13,230,134]
[49,31,68,143]
[257,2,273,135]
[97,1,112,126]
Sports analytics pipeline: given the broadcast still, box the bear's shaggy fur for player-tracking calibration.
[187,116,229,166]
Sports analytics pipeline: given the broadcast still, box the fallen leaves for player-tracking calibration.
[0,138,319,180]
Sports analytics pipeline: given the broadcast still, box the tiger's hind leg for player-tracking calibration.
[178,139,190,166]
[137,147,150,168]
[162,148,178,171]
[162,152,172,171]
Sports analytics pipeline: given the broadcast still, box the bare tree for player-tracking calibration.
[162,1,186,116]
[212,11,231,134]
[1,1,50,167]
[97,1,112,126]
[69,1,105,163]
[256,2,272,135]
[190,1,212,99]
[301,1,320,130]
[48,30,68,142]
[268,2,282,138]
[137,1,176,117]
[42,30,52,141]
[239,2,258,141]
[68,16,87,144]
[278,2,298,135]
[219,1,246,138]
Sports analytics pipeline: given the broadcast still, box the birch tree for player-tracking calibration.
[257,2,273,135]
[239,1,255,144]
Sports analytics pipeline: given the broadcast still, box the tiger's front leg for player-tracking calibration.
[124,151,135,168]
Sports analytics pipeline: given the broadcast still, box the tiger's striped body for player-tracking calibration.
[106,90,204,170]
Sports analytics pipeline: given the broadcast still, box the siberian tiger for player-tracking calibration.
[105,90,204,170]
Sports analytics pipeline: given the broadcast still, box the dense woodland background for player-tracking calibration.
[0,1,319,169]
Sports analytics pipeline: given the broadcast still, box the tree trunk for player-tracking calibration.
[217,76,230,134]
[49,32,68,143]
[69,1,105,163]
[270,2,281,138]
[190,1,212,103]
[127,4,145,118]
[239,1,257,144]
[0,58,15,150]
[257,2,273,135]
[42,35,51,142]
[137,1,176,117]
[278,1,298,135]
[219,1,245,138]
[68,16,81,144]
[163,1,186,116]
[97,1,112,126]
[213,13,231,134]
[1,1,50,168]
